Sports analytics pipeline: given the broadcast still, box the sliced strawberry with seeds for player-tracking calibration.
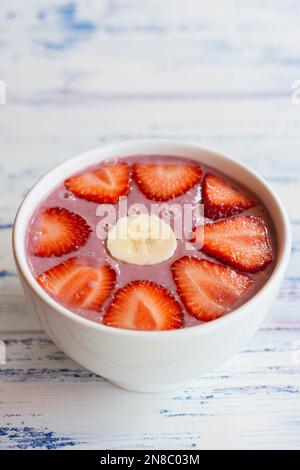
[172,256,253,321]
[194,216,273,273]
[203,173,255,220]
[133,163,202,201]
[30,207,91,257]
[37,257,116,310]
[103,280,183,331]
[65,163,130,204]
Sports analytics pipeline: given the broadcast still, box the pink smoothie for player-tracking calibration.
[26,155,276,327]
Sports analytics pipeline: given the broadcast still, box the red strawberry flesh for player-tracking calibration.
[172,256,253,321]
[37,257,116,310]
[203,173,255,220]
[65,162,130,204]
[30,207,91,257]
[133,163,202,201]
[194,216,273,273]
[103,280,183,331]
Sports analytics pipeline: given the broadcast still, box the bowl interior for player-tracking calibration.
[13,139,291,335]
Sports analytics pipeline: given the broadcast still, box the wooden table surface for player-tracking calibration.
[0,0,300,450]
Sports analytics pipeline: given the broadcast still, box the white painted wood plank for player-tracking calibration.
[1,0,299,97]
[0,329,299,449]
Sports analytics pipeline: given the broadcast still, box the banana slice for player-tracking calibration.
[106,213,177,265]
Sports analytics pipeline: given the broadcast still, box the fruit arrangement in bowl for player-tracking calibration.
[26,154,274,330]
[13,140,290,391]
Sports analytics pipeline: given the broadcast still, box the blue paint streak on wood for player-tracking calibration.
[0,368,101,382]
[1,365,298,384]
[43,1,96,50]
[160,409,208,417]
[58,2,96,31]
[0,426,80,450]
[0,270,16,278]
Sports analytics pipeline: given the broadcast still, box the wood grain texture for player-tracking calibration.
[0,0,300,450]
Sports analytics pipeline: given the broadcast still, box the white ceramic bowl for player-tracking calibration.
[13,140,291,392]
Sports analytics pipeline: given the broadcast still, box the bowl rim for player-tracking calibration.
[13,138,292,338]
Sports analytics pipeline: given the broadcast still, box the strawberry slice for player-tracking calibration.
[65,163,130,204]
[30,207,91,257]
[37,257,116,310]
[133,163,202,201]
[203,173,255,220]
[172,256,253,321]
[103,280,183,331]
[194,216,273,273]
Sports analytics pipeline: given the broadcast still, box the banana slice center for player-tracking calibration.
[106,214,177,265]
